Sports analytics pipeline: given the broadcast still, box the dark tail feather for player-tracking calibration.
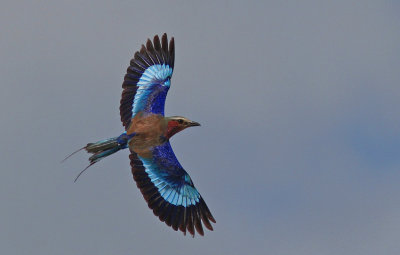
[61,147,85,163]
[73,138,122,182]
[63,133,134,182]
[74,162,95,183]
[63,136,125,182]
[85,137,120,155]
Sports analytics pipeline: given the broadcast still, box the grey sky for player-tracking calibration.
[1,1,400,254]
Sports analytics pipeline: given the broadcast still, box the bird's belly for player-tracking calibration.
[128,134,166,158]
[126,113,167,157]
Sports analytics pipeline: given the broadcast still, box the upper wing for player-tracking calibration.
[120,34,175,129]
[130,142,216,236]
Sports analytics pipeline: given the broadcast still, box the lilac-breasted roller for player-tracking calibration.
[66,34,215,236]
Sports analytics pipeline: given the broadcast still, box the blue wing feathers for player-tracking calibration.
[120,34,175,129]
[152,141,182,169]
[129,142,215,236]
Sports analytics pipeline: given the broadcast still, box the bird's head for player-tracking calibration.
[165,116,200,139]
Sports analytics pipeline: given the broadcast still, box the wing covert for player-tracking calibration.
[129,142,215,236]
[120,33,175,129]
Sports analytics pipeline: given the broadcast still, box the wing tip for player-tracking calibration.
[120,33,175,129]
[129,152,215,237]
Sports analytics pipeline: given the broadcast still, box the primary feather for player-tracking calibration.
[120,34,175,129]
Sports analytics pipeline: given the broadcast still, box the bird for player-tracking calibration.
[64,33,215,237]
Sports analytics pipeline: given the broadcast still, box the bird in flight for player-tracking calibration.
[65,34,215,237]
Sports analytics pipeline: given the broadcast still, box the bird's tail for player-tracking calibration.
[63,133,133,182]
[85,137,122,163]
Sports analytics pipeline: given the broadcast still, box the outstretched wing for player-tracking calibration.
[130,142,216,236]
[120,33,175,129]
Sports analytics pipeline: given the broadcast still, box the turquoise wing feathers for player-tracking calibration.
[120,33,175,129]
[130,142,216,236]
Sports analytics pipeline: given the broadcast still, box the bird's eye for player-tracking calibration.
[177,119,183,124]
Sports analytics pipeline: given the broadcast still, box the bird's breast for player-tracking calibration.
[127,112,168,158]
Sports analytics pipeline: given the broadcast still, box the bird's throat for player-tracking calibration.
[165,121,183,139]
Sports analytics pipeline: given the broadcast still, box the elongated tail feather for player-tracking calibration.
[85,138,120,155]
[75,137,121,182]
[61,147,85,163]
[63,132,135,182]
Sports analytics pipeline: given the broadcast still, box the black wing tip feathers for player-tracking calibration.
[120,33,175,129]
[142,33,174,67]
[129,153,215,237]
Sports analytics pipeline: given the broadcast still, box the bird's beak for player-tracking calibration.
[188,121,201,127]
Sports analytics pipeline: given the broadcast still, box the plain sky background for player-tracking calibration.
[1,1,400,254]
